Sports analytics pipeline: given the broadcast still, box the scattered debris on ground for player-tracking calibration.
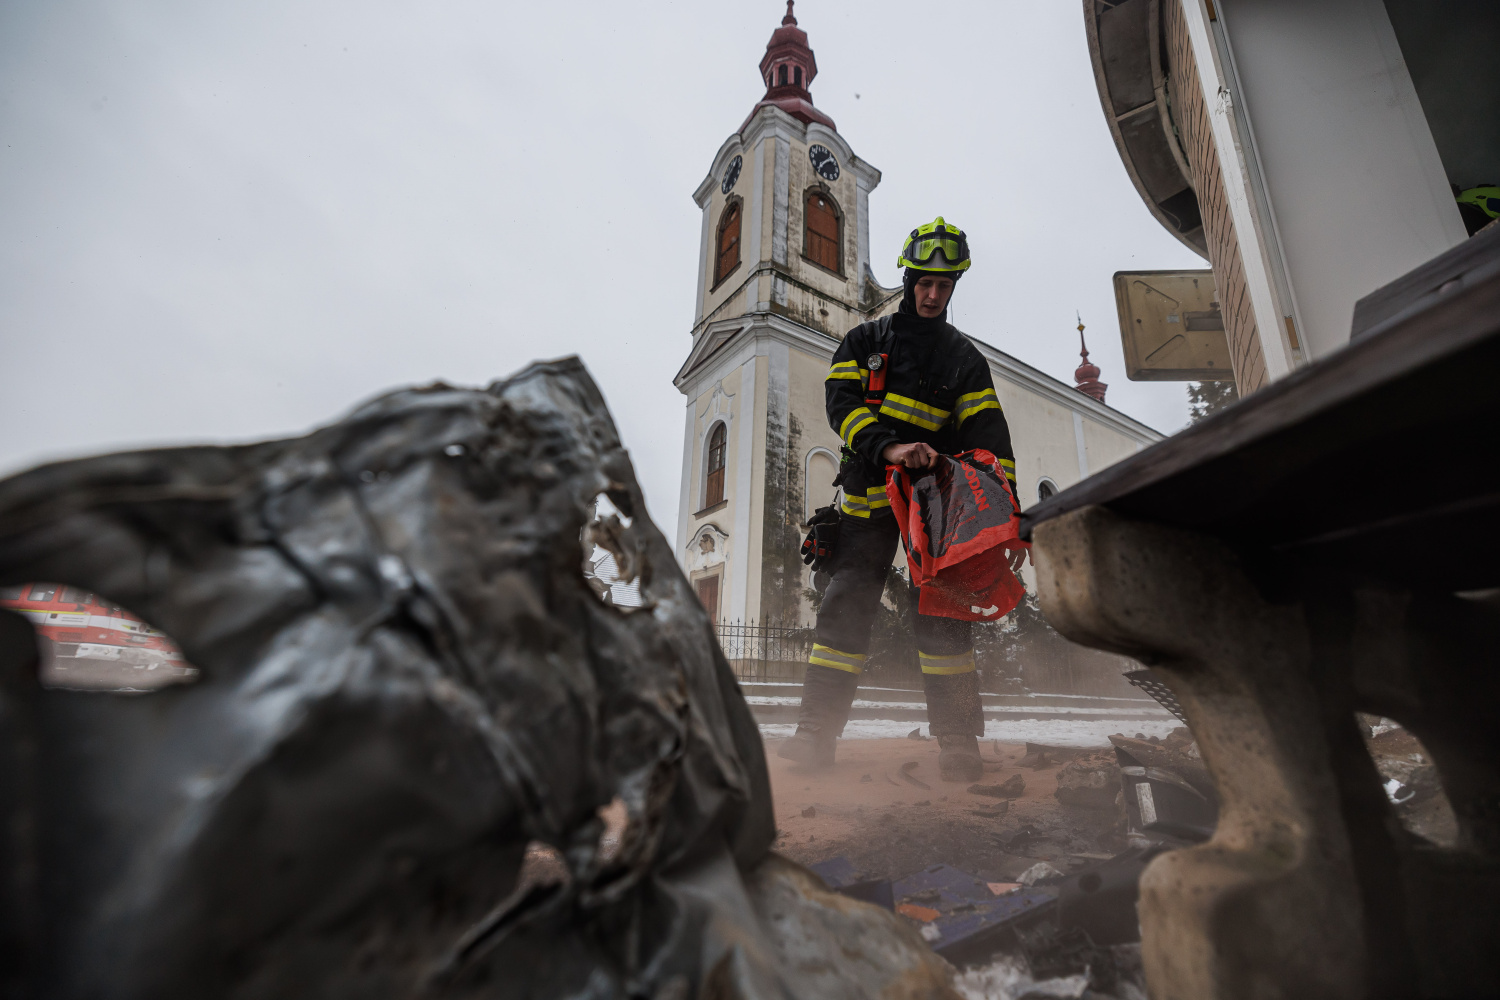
[1359,715,1459,846]
[1053,753,1120,810]
[969,774,1026,798]
[1018,862,1064,885]
[774,720,1218,996]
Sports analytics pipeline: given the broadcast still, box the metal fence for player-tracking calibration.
[715,619,813,683]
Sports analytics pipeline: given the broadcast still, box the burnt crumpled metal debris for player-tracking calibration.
[0,359,955,999]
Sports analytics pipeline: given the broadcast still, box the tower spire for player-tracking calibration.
[740,2,836,132]
[1073,313,1109,403]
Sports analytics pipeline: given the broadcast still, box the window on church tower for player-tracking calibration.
[778,64,787,86]
[804,191,841,273]
[714,201,741,287]
[704,423,727,508]
[794,66,802,87]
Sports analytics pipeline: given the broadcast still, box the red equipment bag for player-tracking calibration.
[885,448,1029,622]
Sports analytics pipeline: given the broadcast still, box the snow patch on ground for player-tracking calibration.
[952,955,1088,999]
[759,717,1178,746]
[746,696,1172,717]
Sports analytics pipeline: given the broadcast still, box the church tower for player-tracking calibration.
[674,2,901,628]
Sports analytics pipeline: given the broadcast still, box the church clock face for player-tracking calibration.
[721,155,742,195]
[809,144,840,181]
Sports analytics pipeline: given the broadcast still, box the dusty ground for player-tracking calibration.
[43,655,197,691]
[764,735,1127,883]
[1363,722,1459,846]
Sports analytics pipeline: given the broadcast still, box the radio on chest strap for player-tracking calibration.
[865,352,889,407]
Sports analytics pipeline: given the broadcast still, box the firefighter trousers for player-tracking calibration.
[795,512,984,739]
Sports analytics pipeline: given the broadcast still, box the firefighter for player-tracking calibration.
[779,217,1026,780]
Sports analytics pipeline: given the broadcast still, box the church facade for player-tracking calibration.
[674,4,1162,627]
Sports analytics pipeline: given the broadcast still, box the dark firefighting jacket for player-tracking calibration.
[826,314,1016,517]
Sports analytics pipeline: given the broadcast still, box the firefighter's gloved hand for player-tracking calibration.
[882,441,939,469]
[800,504,841,572]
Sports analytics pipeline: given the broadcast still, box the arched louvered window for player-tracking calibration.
[778,64,788,86]
[704,423,727,508]
[804,190,841,273]
[714,201,741,287]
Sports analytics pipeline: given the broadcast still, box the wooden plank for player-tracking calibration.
[1351,222,1500,342]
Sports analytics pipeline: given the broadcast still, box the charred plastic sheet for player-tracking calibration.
[0,359,953,999]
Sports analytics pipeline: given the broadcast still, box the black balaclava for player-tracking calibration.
[897,268,960,327]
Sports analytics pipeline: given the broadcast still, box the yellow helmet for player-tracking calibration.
[1457,185,1500,220]
[896,216,971,273]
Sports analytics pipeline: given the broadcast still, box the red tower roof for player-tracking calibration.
[1073,316,1109,403]
[740,2,837,133]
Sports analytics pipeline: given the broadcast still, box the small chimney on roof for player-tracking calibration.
[1073,314,1108,403]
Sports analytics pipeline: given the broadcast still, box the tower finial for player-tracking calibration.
[1072,312,1108,403]
[740,0,835,132]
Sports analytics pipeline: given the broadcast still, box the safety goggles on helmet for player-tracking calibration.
[896,216,972,273]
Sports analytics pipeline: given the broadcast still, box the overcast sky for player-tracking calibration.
[0,0,1207,531]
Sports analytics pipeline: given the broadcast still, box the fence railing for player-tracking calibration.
[715,619,813,683]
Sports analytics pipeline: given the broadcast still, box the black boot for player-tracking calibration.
[924,668,984,782]
[777,664,860,768]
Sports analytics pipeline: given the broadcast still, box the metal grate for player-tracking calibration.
[1125,668,1189,724]
[716,619,813,683]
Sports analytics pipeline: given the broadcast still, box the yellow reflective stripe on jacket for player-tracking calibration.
[997,457,1016,484]
[839,407,879,447]
[840,485,889,517]
[840,497,870,517]
[879,392,950,432]
[840,491,872,517]
[954,388,1001,427]
[919,649,976,675]
[809,643,867,674]
[827,359,862,382]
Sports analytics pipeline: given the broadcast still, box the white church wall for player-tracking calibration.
[746,137,767,279]
[990,381,1093,505]
[1079,416,1145,480]
[675,398,694,557]
[805,450,838,518]
[788,345,842,465]
[679,364,749,625]
[737,354,770,625]
[788,343,843,623]
[697,135,753,325]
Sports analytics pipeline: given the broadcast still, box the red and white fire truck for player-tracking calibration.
[0,582,190,674]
